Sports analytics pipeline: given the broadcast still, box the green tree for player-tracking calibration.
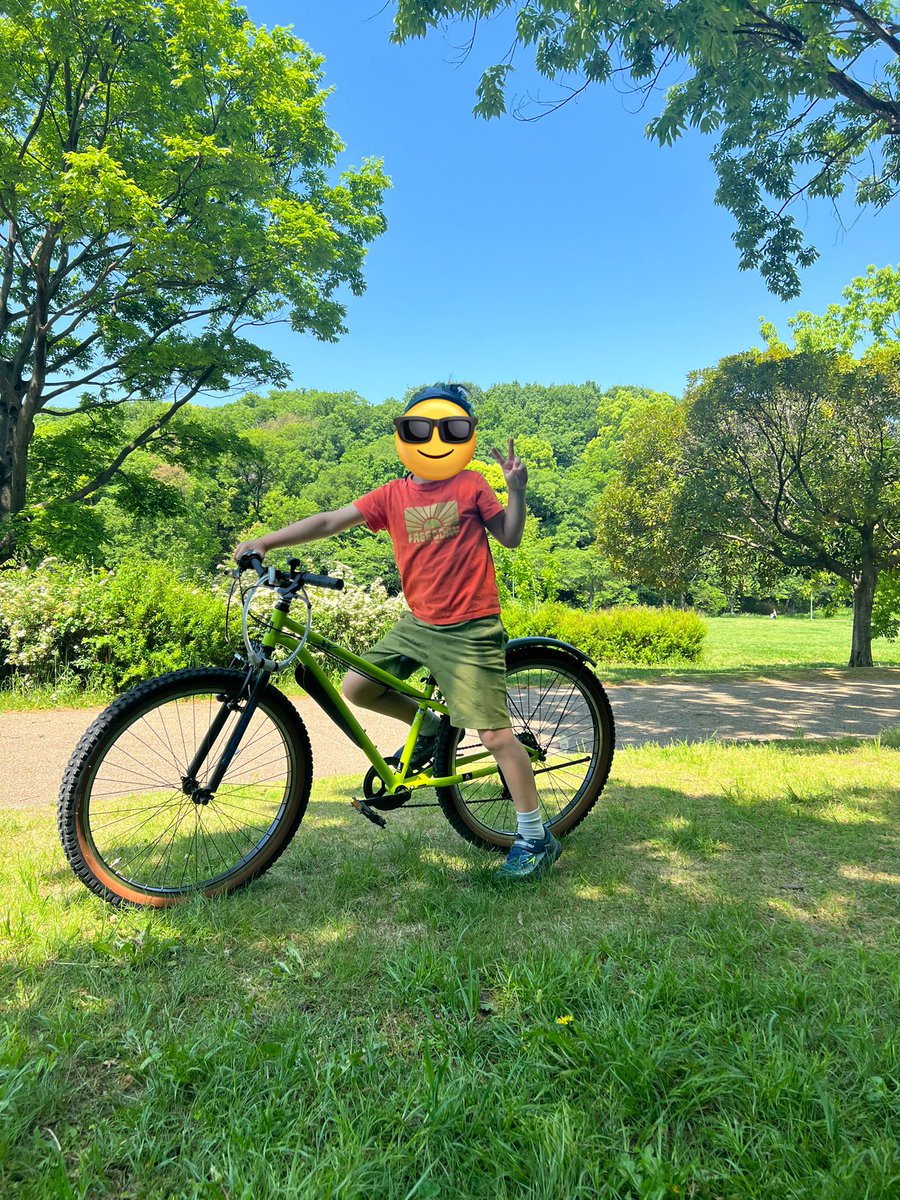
[476,381,601,470]
[595,399,694,598]
[391,1,900,297]
[762,263,900,355]
[491,514,559,608]
[1,0,388,555]
[873,570,900,639]
[683,347,900,666]
[552,543,636,609]
[759,262,900,639]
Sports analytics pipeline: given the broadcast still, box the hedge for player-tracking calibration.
[502,602,706,665]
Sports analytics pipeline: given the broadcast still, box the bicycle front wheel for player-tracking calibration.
[58,667,312,907]
[434,647,615,851]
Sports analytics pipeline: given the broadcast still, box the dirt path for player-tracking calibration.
[4,669,899,810]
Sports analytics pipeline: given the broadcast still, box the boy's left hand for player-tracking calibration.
[490,438,528,491]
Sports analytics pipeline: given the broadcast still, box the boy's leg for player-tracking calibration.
[342,670,420,725]
[478,727,540,813]
[343,670,440,768]
[342,615,442,765]
[342,612,432,727]
[480,727,562,879]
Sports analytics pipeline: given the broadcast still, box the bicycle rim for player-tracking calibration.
[438,652,611,846]
[70,679,302,903]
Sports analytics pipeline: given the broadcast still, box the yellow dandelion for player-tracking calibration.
[555,1014,574,1025]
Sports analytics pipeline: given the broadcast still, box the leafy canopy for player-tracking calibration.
[391,0,900,298]
[682,346,900,585]
[1,0,388,527]
[761,263,900,354]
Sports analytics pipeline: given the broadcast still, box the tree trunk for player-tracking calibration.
[849,557,879,668]
[0,363,29,560]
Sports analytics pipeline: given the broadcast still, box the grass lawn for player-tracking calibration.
[700,614,900,672]
[599,614,900,683]
[2,736,898,1198]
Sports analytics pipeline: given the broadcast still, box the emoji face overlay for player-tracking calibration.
[395,398,477,481]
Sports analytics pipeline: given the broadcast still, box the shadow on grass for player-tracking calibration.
[4,774,898,1200]
[25,747,898,993]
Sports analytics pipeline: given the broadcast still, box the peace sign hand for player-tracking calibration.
[490,438,528,491]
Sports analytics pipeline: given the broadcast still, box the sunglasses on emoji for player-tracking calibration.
[393,415,478,444]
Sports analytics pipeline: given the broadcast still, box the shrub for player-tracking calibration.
[0,558,231,693]
[0,557,408,696]
[501,602,706,664]
[873,571,900,641]
[80,561,232,691]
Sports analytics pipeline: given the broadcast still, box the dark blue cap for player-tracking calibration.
[403,384,475,418]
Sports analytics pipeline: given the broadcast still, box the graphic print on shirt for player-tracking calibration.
[404,501,460,545]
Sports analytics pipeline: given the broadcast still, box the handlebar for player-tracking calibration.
[236,550,344,591]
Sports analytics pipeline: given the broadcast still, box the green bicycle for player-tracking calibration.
[58,553,615,907]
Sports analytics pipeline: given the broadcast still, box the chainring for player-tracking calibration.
[363,758,412,811]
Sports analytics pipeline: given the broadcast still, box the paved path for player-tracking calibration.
[4,669,899,809]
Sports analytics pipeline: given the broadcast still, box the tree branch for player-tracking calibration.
[830,0,900,57]
[39,303,226,401]
[31,369,218,508]
[17,62,59,162]
[32,284,259,504]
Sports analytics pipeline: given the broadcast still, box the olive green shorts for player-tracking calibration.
[359,611,512,731]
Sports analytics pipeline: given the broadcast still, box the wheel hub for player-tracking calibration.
[516,728,545,762]
[182,777,212,805]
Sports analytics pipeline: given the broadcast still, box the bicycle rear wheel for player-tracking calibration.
[434,647,615,851]
[58,667,312,907]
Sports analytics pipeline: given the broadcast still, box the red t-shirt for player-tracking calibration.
[353,470,506,625]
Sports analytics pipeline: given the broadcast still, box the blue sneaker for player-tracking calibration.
[496,829,562,880]
[393,728,437,772]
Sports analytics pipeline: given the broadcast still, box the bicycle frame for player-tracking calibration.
[260,605,525,794]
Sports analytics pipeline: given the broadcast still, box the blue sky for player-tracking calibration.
[243,1,899,404]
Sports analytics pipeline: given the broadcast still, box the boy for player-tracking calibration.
[233,383,561,879]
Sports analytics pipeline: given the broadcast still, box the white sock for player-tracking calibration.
[516,807,545,843]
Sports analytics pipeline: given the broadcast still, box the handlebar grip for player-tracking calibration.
[302,573,344,590]
[237,551,267,576]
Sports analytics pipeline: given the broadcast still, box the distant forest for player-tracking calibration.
[24,381,840,614]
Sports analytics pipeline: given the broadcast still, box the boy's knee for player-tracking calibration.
[479,727,516,752]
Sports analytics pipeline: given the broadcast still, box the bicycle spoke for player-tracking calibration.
[100,746,174,790]
[133,715,185,776]
[444,654,608,844]
[77,680,298,898]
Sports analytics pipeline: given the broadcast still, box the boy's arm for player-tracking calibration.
[233,505,365,560]
[268,505,366,547]
[323,505,367,536]
[484,489,526,549]
[484,511,509,547]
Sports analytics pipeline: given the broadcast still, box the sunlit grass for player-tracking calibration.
[603,612,900,681]
[2,734,897,1198]
[700,613,900,670]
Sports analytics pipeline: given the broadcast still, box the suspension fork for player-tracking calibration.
[182,667,269,800]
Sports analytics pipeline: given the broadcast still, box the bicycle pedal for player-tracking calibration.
[351,798,387,829]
